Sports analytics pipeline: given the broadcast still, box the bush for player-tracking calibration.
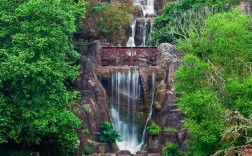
[96,122,121,143]
[150,0,238,45]
[147,123,161,135]
[83,146,93,155]
[163,142,181,156]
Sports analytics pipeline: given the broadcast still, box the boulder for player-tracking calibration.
[158,43,178,68]
[116,150,131,156]
[136,150,148,156]
[134,5,144,18]
[134,18,151,46]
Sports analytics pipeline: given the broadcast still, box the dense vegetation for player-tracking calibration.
[174,8,252,156]
[150,0,252,155]
[150,0,238,45]
[0,0,85,155]
[79,0,133,45]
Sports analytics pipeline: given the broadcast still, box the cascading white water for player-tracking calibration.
[143,0,155,16]
[126,20,136,47]
[110,68,141,153]
[126,0,155,47]
[141,22,147,47]
[131,0,155,17]
[109,68,156,154]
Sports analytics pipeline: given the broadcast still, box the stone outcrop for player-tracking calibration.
[134,18,151,46]
[147,43,187,153]
[75,41,112,154]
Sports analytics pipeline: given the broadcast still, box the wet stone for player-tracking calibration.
[116,150,131,156]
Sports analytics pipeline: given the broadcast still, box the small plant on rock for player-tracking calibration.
[147,123,161,135]
[83,146,93,155]
[96,122,121,143]
[163,142,181,156]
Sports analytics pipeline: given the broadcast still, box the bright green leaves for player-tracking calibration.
[147,123,161,135]
[150,0,238,45]
[0,0,85,154]
[96,122,121,143]
[81,1,133,44]
[174,8,252,155]
[175,54,209,94]
[226,76,252,117]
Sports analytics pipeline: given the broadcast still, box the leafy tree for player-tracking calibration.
[174,8,252,155]
[150,0,238,45]
[0,0,85,154]
[80,0,133,45]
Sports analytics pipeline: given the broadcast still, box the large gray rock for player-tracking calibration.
[158,43,178,68]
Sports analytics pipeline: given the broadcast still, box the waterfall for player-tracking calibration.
[109,68,156,154]
[126,0,155,47]
[143,0,155,16]
[141,22,147,47]
[126,20,136,47]
[110,67,141,153]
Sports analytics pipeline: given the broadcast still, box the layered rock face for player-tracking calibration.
[147,43,188,153]
[75,41,112,154]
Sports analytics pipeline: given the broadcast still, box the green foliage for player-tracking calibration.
[174,54,210,94]
[82,128,89,134]
[174,8,252,155]
[96,122,121,143]
[164,127,178,132]
[150,0,238,45]
[226,76,252,117]
[81,1,133,44]
[91,4,108,13]
[0,0,85,154]
[82,105,90,112]
[83,146,93,155]
[163,142,181,156]
[147,123,161,135]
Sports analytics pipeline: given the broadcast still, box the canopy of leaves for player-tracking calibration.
[174,8,252,155]
[149,0,238,45]
[0,0,85,154]
[79,0,133,45]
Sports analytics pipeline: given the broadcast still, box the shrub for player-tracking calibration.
[164,127,178,132]
[163,142,181,156]
[147,123,161,135]
[96,122,121,143]
[83,146,93,155]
